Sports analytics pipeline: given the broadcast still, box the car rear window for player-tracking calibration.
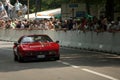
[21,35,53,43]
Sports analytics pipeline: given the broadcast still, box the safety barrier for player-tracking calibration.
[0,29,120,54]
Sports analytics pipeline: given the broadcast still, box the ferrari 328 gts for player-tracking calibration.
[13,34,60,62]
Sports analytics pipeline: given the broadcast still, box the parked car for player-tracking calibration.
[13,34,60,62]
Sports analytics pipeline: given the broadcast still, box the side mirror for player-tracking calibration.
[56,41,59,43]
[14,42,19,46]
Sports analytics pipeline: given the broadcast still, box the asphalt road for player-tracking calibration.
[0,41,120,80]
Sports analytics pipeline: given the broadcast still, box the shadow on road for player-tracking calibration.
[0,47,68,72]
[0,47,120,72]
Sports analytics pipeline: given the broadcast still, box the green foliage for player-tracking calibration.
[10,0,120,13]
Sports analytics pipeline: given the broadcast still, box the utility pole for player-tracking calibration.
[35,0,41,16]
[85,0,90,15]
[27,0,29,19]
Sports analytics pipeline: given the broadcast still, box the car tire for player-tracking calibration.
[17,54,24,62]
[55,56,60,60]
[14,53,18,61]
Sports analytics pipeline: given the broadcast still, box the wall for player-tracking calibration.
[0,29,120,54]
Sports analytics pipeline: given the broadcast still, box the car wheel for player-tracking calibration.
[55,56,60,60]
[14,52,18,61]
[17,54,24,62]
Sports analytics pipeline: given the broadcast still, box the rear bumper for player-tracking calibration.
[18,50,60,61]
[21,54,60,61]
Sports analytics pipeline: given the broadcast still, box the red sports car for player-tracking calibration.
[13,34,60,62]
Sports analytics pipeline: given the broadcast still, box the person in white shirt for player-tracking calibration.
[14,0,22,17]
[7,2,14,18]
[21,4,27,17]
[0,1,8,19]
[2,0,14,18]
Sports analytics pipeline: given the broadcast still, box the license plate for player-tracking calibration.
[37,55,45,58]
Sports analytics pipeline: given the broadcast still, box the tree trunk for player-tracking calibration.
[85,0,90,15]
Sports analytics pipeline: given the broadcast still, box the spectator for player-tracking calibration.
[5,20,11,29]
[14,0,22,17]
[3,0,8,14]
[101,17,108,31]
[7,2,14,18]
[10,19,16,29]
[108,21,116,31]
[61,19,68,30]
[68,19,73,30]
[76,19,81,30]
[16,20,21,28]
[92,17,99,31]
[21,4,27,17]
[48,20,55,30]
[44,19,50,30]
[80,17,87,31]
[23,19,29,28]
[0,20,5,28]
[0,1,8,19]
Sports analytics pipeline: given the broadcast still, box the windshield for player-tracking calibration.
[21,35,53,43]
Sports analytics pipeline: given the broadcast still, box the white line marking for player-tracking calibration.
[82,69,119,80]
[61,62,71,65]
[58,61,79,68]
[58,61,119,80]
[70,65,79,68]
[58,61,80,68]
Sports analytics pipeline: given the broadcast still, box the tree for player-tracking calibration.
[10,0,119,20]
[105,0,114,21]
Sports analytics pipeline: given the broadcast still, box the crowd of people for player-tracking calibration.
[0,16,120,33]
[0,0,27,19]
[0,0,120,32]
